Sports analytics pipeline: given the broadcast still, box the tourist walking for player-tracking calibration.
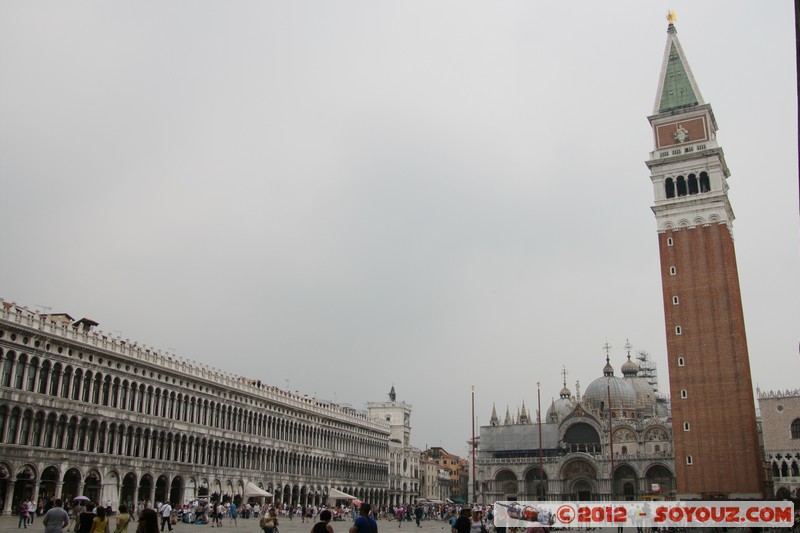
[115,504,133,533]
[90,506,110,533]
[229,502,238,527]
[214,502,225,528]
[77,504,96,533]
[311,510,334,533]
[259,508,278,533]
[158,502,173,532]
[28,499,36,525]
[71,502,86,532]
[469,511,483,533]
[43,499,70,533]
[18,500,30,529]
[350,504,378,533]
[136,509,159,533]
[454,509,471,533]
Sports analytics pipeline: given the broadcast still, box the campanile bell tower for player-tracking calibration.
[646,14,764,499]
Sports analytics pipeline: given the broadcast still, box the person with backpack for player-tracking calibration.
[448,511,457,533]
[115,504,132,533]
[158,502,172,532]
[349,504,377,533]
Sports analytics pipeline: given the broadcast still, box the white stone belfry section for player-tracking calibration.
[646,24,734,235]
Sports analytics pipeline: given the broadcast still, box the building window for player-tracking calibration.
[677,357,685,366]
[686,455,693,465]
[672,296,679,305]
[688,173,699,195]
[669,266,677,275]
[680,390,688,399]
[699,172,710,192]
[791,419,800,439]
[667,237,673,246]
[683,421,690,431]
[676,175,688,197]
[675,326,682,335]
[665,178,675,199]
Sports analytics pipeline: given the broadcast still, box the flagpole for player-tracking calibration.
[537,382,543,499]
[471,385,476,504]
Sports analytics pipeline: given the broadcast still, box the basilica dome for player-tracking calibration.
[619,354,657,412]
[547,397,575,422]
[621,355,639,376]
[583,358,636,412]
[547,383,576,422]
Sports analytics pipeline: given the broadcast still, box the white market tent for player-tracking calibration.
[327,488,357,502]
[242,482,273,499]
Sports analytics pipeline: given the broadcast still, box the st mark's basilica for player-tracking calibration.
[473,346,675,503]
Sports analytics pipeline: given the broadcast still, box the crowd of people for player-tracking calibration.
[8,497,514,533]
[11,497,800,533]
[11,498,160,533]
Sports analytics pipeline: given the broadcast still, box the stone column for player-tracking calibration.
[42,367,52,396]
[5,480,17,515]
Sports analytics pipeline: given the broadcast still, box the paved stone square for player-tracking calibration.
[0,515,634,533]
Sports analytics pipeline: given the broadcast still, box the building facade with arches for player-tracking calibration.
[758,389,800,500]
[0,302,392,515]
[473,355,675,503]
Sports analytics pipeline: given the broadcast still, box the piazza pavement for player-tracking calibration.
[0,514,714,533]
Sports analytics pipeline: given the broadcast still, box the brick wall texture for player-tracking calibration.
[659,223,764,497]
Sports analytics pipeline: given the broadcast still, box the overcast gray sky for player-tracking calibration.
[1,1,797,456]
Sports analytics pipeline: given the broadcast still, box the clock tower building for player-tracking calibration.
[645,19,764,498]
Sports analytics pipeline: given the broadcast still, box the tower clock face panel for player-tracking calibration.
[655,116,708,149]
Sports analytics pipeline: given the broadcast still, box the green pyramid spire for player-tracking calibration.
[654,24,704,114]
[659,42,699,112]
